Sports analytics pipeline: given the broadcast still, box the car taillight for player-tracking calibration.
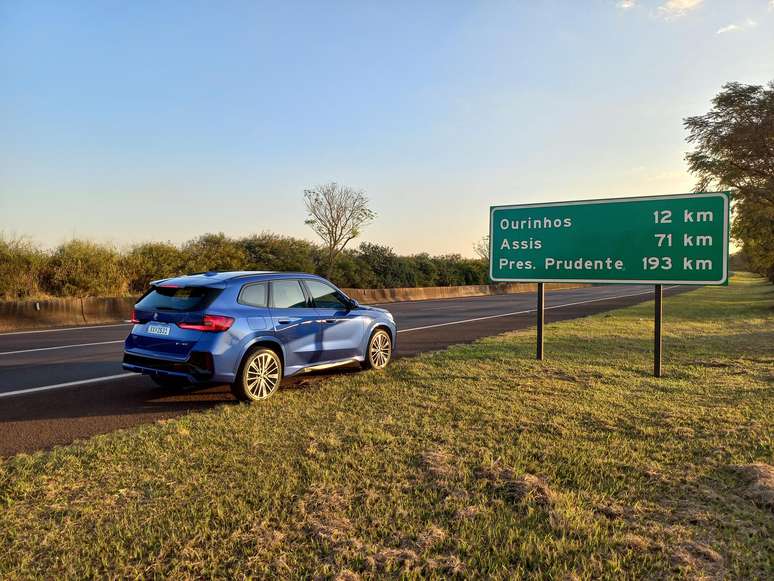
[130,309,141,324]
[178,314,235,332]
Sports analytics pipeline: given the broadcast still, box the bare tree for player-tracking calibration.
[473,235,490,263]
[304,182,376,278]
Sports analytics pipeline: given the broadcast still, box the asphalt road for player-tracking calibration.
[0,284,691,456]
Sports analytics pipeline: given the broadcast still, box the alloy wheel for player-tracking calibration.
[245,351,281,399]
[369,331,392,369]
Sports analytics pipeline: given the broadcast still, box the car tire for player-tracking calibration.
[362,328,392,370]
[149,375,190,389]
[231,347,283,402]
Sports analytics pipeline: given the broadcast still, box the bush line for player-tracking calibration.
[0,233,490,300]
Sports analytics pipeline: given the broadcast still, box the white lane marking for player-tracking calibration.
[0,373,136,399]
[397,286,678,334]
[0,340,124,356]
[0,322,132,336]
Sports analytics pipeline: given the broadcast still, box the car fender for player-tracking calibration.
[361,318,397,354]
[233,334,286,376]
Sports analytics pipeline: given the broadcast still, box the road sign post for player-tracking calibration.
[490,192,730,376]
[537,282,544,360]
[654,284,663,378]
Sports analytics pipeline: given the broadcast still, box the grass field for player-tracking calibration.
[1,273,772,579]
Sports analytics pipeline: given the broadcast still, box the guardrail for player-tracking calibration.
[344,282,587,304]
[0,297,137,332]
[0,282,589,332]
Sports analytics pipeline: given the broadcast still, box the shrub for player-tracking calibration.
[357,243,408,288]
[431,254,487,286]
[0,234,45,300]
[407,253,440,287]
[240,233,316,273]
[42,240,127,297]
[2,231,493,299]
[123,242,185,293]
[181,233,248,273]
[326,249,375,288]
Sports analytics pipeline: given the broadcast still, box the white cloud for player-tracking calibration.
[657,0,704,20]
[717,18,758,34]
[617,0,636,8]
[717,24,741,34]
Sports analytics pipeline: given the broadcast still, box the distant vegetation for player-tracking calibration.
[0,232,488,300]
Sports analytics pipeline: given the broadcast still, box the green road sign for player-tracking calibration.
[490,192,729,285]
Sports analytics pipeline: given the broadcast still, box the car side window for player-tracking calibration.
[305,280,348,310]
[271,280,309,309]
[239,282,267,307]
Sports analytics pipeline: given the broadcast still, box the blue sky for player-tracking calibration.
[1,0,772,255]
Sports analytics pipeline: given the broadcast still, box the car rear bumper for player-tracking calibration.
[122,351,215,383]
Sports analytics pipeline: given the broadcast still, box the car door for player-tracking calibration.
[269,279,323,369]
[303,279,366,362]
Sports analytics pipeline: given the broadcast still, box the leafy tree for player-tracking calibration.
[182,233,248,273]
[3,230,500,299]
[123,242,184,292]
[432,254,487,286]
[0,234,45,300]
[43,240,127,297]
[324,248,375,288]
[357,243,406,288]
[304,182,376,278]
[407,253,439,287]
[684,81,774,282]
[241,232,316,273]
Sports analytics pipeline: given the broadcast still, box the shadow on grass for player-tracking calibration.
[0,365,365,424]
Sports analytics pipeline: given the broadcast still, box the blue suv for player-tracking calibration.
[122,272,396,401]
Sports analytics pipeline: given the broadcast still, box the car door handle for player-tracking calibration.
[278,319,291,324]
[321,319,336,324]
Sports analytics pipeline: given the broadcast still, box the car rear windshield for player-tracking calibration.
[135,286,222,312]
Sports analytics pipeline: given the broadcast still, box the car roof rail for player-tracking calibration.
[224,271,276,281]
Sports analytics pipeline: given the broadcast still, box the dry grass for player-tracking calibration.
[0,272,772,579]
[731,463,774,510]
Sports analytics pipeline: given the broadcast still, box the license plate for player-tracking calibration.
[147,323,171,336]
